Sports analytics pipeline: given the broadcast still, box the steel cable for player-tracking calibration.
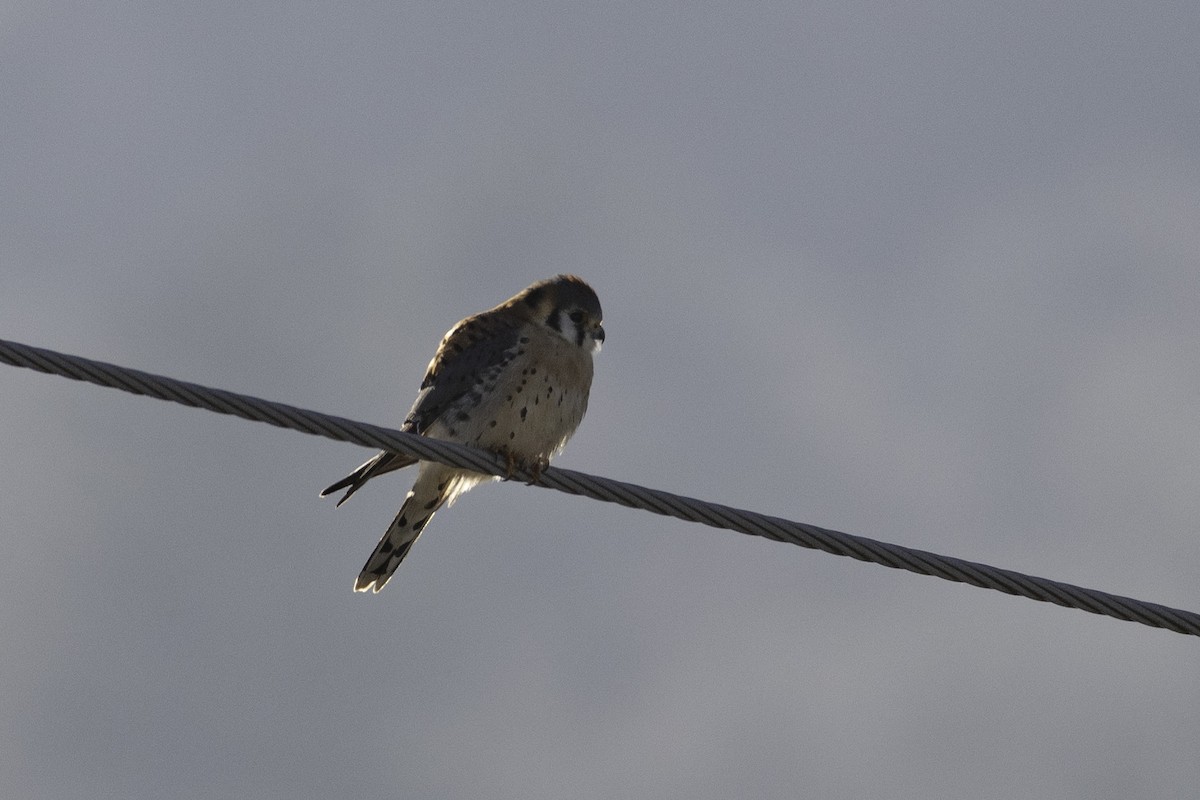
[3,336,1197,637]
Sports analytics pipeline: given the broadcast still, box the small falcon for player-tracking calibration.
[322,275,605,592]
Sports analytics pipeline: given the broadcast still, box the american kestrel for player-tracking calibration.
[321,274,604,592]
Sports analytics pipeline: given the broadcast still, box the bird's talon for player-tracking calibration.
[502,451,519,480]
[527,457,549,484]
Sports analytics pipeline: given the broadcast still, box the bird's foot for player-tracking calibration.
[496,450,549,484]
[527,457,549,485]
[501,449,519,480]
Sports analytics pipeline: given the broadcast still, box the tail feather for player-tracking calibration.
[354,469,449,593]
[321,450,418,507]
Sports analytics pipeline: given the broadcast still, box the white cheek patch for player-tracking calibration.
[550,319,584,347]
[546,316,602,352]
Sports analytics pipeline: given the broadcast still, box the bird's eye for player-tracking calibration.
[568,310,585,324]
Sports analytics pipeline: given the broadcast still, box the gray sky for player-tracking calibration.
[3,3,1199,798]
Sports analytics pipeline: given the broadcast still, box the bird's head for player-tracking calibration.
[518,275,605,352]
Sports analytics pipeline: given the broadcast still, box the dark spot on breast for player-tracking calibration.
[489,420,497,428]
[519,336,530,344]
[423,498,439,510]
[509,431,516,440]
[520,407,528,421]
[457,411,470,422]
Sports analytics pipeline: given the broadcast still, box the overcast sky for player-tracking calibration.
[3,3,1199,798]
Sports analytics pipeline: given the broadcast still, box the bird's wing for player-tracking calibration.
[403,311,525,434]
[319,449,418,506]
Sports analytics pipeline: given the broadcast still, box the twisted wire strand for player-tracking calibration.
[2,336,1198,638]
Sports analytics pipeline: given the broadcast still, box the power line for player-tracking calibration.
[2,336,1198,638]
